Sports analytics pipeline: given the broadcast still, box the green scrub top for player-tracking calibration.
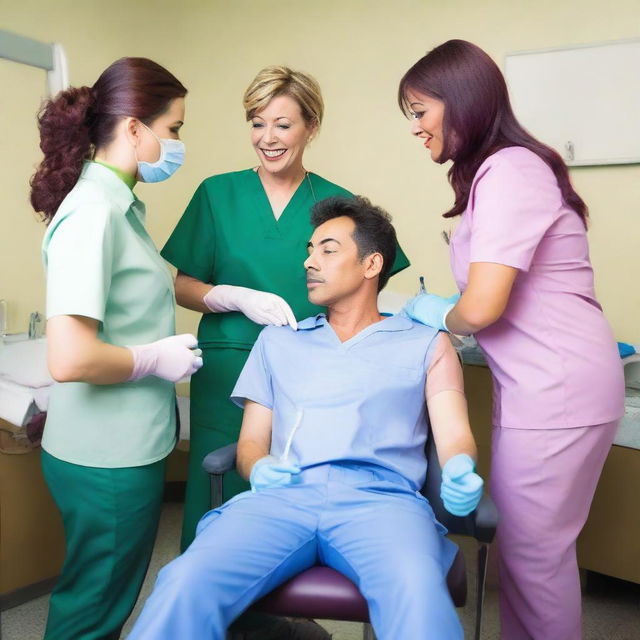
[161,169,410,349]
[41,162,177,468]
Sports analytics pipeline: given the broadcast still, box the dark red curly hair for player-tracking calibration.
[30,57,187,223]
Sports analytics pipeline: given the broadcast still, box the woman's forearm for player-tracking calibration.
[175,271,213,314]
[446,262,519,335]
[47,315,134,384]
[445,290,505,336]
[443,302,483,336]
[444,292,500,335]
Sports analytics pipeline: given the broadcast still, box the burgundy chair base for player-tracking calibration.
[252,549,467,622]
[253,567,369,622]
[204,441,497,640]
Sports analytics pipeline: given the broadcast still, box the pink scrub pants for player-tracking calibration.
[490,420,618,640]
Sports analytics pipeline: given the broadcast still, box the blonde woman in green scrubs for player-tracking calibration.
[162,66,410,556]
[30,58,202,640]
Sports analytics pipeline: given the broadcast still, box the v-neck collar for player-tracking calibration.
[249,168,314,237]
[299,312,414,349]
[124,201,175,298]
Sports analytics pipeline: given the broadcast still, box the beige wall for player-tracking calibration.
[1,0,638,341]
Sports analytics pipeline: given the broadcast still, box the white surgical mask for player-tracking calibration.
[136,123,185,183]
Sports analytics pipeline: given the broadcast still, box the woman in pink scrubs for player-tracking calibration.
[399,40,625,639]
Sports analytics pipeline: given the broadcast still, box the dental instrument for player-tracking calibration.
[282,409,304,461]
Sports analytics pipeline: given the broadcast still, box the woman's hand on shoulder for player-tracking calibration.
[203,285,297,330]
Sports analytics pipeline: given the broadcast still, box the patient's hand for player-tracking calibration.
[250,455,301,492]
[440,454,484,516]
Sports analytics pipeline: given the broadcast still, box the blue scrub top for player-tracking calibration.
[231,314,440,490]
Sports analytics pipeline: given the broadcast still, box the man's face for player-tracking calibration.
[304,216,371,307]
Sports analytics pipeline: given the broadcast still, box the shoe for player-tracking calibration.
[283,618,332,640]
[229,613,332,639]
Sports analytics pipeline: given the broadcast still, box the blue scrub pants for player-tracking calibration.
[128,463,462,640]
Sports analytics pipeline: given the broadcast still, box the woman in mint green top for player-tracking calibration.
[30,58,200,640]
[161,66,410,556]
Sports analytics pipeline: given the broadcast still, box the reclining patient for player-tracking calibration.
[129,196,484,640]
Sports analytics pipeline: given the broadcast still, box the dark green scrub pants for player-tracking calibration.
[181,347,251,551]
[41,450,165,640]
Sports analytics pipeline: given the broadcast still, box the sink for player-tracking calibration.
[2,332,29,344]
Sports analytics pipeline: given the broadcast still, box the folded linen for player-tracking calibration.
[0,338,52,388]
[0,378,40,427]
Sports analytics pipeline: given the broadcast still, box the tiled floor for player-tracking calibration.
[2,502,639,639]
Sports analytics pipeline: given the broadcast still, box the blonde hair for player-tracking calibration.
[243,66,324,128]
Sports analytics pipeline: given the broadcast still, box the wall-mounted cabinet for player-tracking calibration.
[505,39,640,166]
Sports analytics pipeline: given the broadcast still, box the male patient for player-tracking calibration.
[129,196,483,640]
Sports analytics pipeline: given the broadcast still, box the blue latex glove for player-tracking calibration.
[440,453,484,516]
[249,455,301,492]
[404,292,461,331]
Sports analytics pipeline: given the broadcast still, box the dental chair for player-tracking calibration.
[203,431,498,640]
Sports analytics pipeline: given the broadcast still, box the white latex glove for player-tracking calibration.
[127,334,203,382]
[203,285,298,330]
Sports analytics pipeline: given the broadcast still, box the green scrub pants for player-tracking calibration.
[181,347,251,551]
[41,449,165,640]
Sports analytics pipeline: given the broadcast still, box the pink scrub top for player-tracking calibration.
[449,146,624,429]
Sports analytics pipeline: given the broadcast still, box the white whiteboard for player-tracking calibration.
[505,39,640,166]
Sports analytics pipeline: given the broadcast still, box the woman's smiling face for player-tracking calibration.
[250,94,315,177]
[406,89,446,163]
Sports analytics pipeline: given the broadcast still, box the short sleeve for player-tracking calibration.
[469,151,556,272]
[161,181,216,282]
[389,240,411,277]
[45,204,114,321]
[426,333,464,399]
[230,330,274,409]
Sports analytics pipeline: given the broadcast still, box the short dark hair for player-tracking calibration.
[310,195,397,291]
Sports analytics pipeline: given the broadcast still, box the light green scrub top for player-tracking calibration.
[161,169,410,349]
[41,162,177,468]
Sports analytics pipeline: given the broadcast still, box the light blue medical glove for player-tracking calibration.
[250,455,301,492]
[440,453,484,516]
[403,292,461,331]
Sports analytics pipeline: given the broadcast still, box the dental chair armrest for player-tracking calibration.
[203,443,238,510]
[470,494,498,544]
[435,493,498,544]
[202,442,238,475]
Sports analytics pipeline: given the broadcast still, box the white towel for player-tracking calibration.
[615,393,640,451]
[0,338,52,388]
[177,396,190,441]
[0,378,39,427]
